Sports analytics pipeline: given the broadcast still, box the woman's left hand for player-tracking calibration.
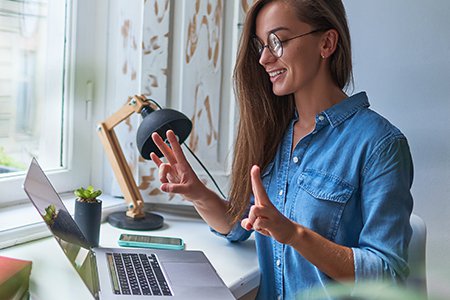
[241,165,298,245]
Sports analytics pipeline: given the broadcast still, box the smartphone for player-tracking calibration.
[118,233,184,250]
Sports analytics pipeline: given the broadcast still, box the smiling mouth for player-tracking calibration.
[268,69,286,78]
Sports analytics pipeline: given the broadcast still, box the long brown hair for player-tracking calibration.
[228,0,353,224]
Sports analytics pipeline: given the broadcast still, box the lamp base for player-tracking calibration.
[107,211,164,230]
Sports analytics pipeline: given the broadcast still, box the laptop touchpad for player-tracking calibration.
[163,263,224,287]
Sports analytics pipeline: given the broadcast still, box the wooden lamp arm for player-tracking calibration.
[96,95,150,219]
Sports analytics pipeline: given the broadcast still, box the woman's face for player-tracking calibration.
[255,1,322,96]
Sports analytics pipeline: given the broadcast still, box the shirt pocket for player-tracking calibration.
[291,169,354,241]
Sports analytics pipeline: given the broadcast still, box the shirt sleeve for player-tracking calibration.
[210,200,253,242]
[353,134,413,284]
[210,220,253,242]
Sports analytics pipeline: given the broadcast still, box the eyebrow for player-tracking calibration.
[268,26,291,35]
[255,26,292,41]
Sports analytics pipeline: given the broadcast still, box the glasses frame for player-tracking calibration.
[253,28,323,58]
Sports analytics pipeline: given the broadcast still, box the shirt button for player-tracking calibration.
[278,190,283,196]
[293,156,299,163]
[318,115,325,121]
[276,259,281,267]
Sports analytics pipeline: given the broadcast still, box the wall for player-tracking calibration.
[344,0,450,297]
[99,0,254,204]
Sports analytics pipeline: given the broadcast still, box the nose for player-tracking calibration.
[258,46,277,66]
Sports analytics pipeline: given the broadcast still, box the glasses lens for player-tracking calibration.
[268,33,282,57]
[252,38,264,56]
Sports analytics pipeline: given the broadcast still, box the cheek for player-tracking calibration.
[288,51,321,83]
[289,43,320,70]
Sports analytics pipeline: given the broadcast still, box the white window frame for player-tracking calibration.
[0,0,106,208]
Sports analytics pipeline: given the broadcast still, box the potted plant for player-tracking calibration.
[74,186,102,247]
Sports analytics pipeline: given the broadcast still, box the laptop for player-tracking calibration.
[23,158,235,300]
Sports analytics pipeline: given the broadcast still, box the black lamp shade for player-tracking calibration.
[136,107,192,160]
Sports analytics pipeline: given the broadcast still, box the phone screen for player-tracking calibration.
[120,234,182,245]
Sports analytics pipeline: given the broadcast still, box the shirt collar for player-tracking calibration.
[292,92,370,127]
[323,91,370,128]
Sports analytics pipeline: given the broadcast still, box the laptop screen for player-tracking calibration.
[23,158,99,297]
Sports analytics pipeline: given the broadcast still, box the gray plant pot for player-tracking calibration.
[74,199,102,247]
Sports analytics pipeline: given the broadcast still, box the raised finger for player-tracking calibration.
[150,152,163,167]
[151,132,177,165]
[166,130,188,163]
[251,165,270,207]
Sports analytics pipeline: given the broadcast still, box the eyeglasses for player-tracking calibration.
[252,29,322,58]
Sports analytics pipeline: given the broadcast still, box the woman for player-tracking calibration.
[150,0,413,299]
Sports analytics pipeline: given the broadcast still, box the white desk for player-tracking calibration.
[0,209,260,299]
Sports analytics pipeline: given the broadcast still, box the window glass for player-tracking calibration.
[0,0,95,207]
[0,0,66,177]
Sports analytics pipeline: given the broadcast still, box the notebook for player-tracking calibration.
[23,158,235,300]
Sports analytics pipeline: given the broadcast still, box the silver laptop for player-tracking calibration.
[23,158,235,300]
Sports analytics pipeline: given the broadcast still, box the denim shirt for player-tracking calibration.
[213,92,413,299]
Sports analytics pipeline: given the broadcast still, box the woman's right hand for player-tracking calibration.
[150,130,206,203]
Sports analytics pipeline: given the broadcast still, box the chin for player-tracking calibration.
[272,85,293,97]
[272,90,283,96]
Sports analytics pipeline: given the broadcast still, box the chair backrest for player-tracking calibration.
[406,213,427,295]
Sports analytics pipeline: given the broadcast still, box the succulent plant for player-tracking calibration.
[74,185,102,203]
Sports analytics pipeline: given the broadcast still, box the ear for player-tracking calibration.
[320,29,339,59]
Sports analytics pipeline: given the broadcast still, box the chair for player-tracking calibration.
[406,213,427,295]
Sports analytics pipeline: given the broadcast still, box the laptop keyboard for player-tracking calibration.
[107,252,172,296]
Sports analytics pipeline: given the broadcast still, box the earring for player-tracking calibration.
[321,54,326,59]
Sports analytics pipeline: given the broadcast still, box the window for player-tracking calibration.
[0,0,98,206]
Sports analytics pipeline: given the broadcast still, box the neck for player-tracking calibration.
[293,72,347,126]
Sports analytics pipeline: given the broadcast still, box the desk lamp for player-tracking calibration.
[97,95,192,230]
